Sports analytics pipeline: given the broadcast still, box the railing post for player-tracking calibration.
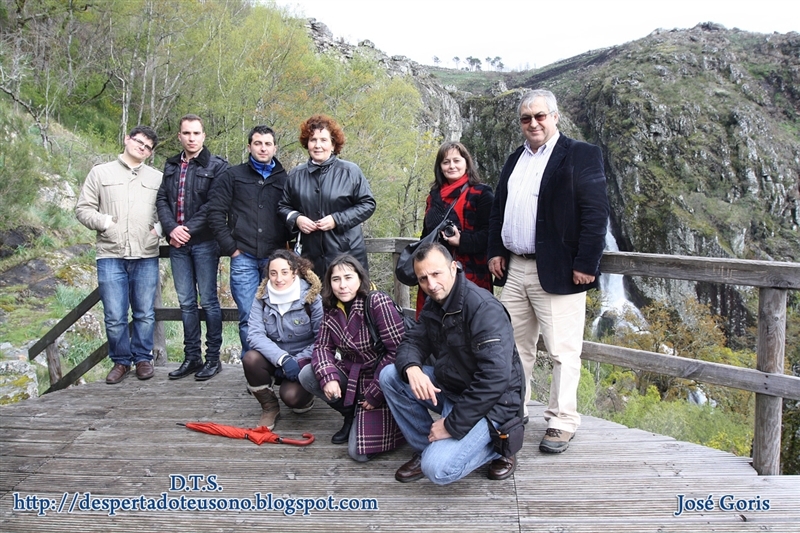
[152,274,167,365]
[45,342,63,385]
[752,287,786,475]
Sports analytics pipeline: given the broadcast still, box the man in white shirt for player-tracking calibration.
[488,90,610,453]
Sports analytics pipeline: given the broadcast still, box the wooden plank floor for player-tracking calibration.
[1,363,798,532]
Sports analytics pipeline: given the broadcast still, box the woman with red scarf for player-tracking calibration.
[416,142,494,314]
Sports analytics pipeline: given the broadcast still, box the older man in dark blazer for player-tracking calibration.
[488,89,609,454]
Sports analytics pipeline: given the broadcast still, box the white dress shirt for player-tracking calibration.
[501,132,560,255]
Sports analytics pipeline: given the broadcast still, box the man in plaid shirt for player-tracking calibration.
[157,114,229,381]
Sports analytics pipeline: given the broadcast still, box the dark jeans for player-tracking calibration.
[170,240,222,362]
[97,257,158,365]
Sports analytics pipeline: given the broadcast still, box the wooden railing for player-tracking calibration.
[27,239,800,475]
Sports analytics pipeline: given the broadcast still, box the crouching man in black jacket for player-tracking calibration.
[380,242,523,485]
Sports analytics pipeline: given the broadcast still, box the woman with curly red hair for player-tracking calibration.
[278,115,376,277]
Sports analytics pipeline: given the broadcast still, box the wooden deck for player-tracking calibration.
[2,363,798,532]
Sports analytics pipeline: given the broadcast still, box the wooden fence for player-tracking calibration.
[26,239,800,476]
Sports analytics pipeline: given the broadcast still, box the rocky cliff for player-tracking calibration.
[306,20,799,336]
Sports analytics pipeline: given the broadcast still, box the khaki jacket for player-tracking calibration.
[75,156,163,259]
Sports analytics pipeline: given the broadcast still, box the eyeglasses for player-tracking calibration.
[519,112,554,125]
[130,136,154,152]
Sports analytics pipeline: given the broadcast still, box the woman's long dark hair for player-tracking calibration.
[432,141,481,189]
[320,254,370,308]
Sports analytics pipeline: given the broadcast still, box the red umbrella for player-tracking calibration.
[181,422,314,446]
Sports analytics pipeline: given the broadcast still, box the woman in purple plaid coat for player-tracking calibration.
[298,254,406,461]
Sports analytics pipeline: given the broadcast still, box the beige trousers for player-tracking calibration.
[500,254,585,432]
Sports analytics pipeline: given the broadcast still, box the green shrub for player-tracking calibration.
[53,286,89,316]
[577,365,599,416]
[610,386,753,456]
[0,105,43,231]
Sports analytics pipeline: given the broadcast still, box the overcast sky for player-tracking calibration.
[273,0,799,71]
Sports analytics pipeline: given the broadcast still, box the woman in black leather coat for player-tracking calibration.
[278,115,376,277]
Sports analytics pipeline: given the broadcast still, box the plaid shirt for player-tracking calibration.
[176,153,190,224]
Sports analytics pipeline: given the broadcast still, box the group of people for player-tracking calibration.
[75,89,610,485]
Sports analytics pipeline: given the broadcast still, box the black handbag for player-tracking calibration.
[395,186,467,286]
[486,416,525,457]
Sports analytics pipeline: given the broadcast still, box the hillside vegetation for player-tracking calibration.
[0,0,436,243]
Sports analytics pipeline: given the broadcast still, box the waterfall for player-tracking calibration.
[592,223,645,337]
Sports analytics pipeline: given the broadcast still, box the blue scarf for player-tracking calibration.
[250,156,276,179]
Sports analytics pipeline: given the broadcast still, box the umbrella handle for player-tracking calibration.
[278,432,315,446]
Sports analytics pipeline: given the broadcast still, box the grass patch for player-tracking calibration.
[428,67,507,94]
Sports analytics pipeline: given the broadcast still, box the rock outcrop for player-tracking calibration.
[0,359,38,405]
[305,19,462,141]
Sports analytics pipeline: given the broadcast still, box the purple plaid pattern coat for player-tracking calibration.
[311,292,406,455]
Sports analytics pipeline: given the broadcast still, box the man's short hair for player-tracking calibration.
[179,114,204,131]
[128,125,158,148]
[518,89,559,116]
[413,242,453,264]
[248,125,276,145]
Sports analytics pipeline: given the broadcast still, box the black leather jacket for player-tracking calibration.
[395,270,523,439]
[156,147,229,244]
[207,158,290,258]
[278,156,375,275]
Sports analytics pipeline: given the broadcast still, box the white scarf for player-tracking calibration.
[267,276,302,316]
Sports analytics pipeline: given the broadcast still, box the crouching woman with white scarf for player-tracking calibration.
[243,249,323,429]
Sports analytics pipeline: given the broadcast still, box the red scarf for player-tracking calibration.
[440,175,470,220]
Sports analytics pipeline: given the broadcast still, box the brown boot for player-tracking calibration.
[249,383,281,430]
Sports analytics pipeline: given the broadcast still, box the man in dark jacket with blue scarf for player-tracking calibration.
[207,125,290,357]
[381,242,523,485]
[157,114,229,380]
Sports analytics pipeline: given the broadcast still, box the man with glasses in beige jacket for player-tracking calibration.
[76,125,163,384]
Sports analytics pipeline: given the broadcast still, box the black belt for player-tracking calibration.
[517,253,536,260]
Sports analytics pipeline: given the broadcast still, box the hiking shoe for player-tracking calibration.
[539,428,574,454]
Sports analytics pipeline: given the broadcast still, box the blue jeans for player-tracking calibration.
[380,365,500,485]
[170,240,222,362]
[229,252,269,356]
[97,257,159,366]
